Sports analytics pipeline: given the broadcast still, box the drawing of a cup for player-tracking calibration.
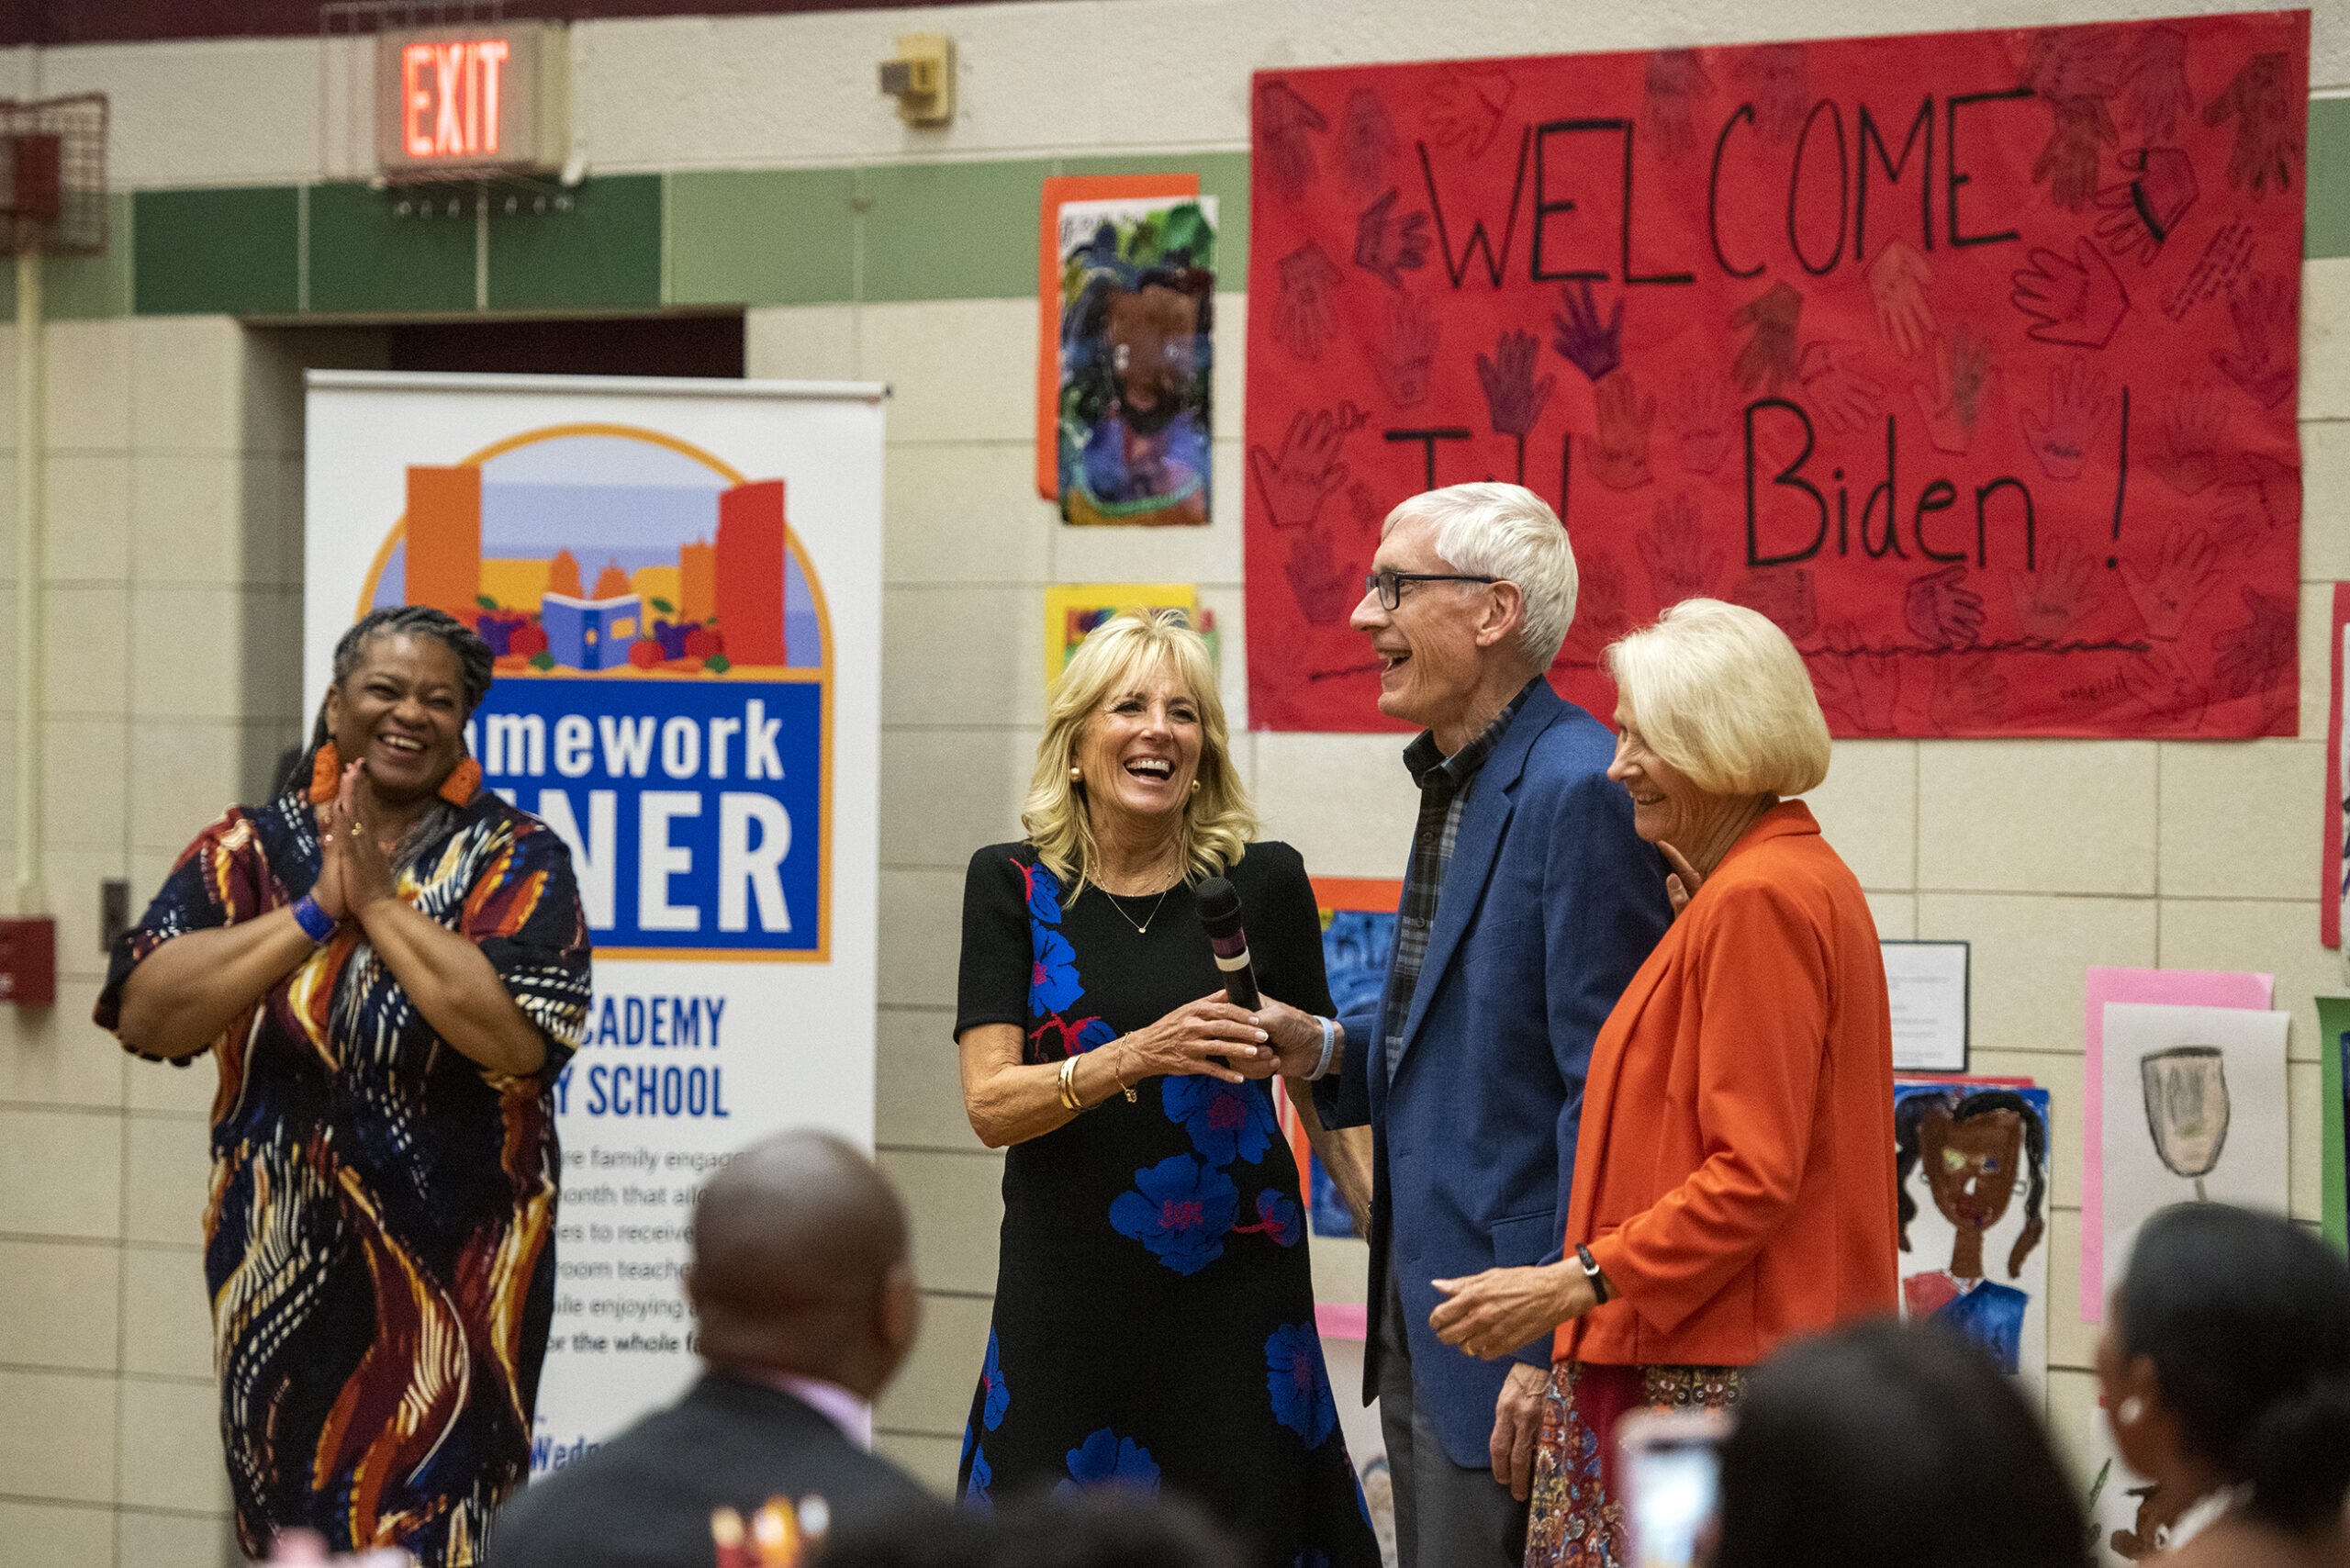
[2140,1046,2230,1202]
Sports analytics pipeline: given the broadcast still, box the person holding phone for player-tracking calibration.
[1421,599,1897,1568]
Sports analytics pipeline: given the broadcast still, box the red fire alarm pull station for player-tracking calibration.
[0,916,56,1005]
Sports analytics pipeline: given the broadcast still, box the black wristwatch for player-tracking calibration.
[1575,1243,1611,1305]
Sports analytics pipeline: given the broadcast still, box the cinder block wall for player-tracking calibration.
[0,4,2346,1563]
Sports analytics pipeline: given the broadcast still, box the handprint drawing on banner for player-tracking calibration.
[1730,282,1804,394]
[1249,404,1362,530]
[1905,565,1986,648]
[1257,79,1327,202]
[2203,52,2301,196]
[1798,341,1884,432]
[1867,240,1936,359]
[1353,188,1431,289]
[1590,372,1657,491]
[1550,281,1624,384]
[2010,240,2131,347]
[1645,49,1715,159]
[1929,654,2009,734]
[1340,88,1398,196]
[1423,65,1514,158]
[1810,623,1902,734]
[1561,551,1634,662]
[2019,357,2116,481]
[2008,543,2105,644]
[1736,43,1808,143]
[1638,493,1723,607]
[1283,528,1359,627]
[2121,526,2221,641]
[1272,243,1343,363]
[2212,452,2301,534]
[2022,25,2120,103]
[1669,376,1736,476]
[2210,584,2295,728]
[1366,294,1441,408]
[1913,326,1995,455]
[2150,382,2228,497]
[2210,274,2297,408]
[2119,27,2192,141]
[1730,566,1818,641]
[2031,95,2118,214]
[1476,329,1554,484]
[2121,645,2210,733]
[2095,148,2198,265]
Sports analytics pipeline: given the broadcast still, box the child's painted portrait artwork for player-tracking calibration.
[1895,1081,2053,1391]
[1056,196,1216,526]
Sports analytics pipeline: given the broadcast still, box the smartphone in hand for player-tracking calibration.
[1617,1406,1729,1568]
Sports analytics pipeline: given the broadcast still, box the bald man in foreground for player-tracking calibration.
[487,1131,934,1568]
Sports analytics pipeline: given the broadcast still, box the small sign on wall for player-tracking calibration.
[376,21,567,179]
[1882,940,1969,1073]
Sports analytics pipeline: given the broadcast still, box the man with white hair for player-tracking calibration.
[1281,482,1671,1566]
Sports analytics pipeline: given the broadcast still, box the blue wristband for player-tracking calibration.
[290,895,337,944]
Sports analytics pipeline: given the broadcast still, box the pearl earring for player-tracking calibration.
[1189,779,1201,795]
[1069,767,1083,783]
[2118,1396,2144,1427]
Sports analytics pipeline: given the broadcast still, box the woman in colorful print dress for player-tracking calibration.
[953,612,1379,1568]
[99,607,590,1567]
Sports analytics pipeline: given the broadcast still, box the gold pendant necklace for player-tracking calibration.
[1102,866,1180,935]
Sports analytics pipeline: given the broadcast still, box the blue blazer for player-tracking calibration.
[1315,681,1671,1468]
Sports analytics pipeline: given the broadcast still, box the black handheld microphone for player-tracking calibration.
[1192,878,1260,1010]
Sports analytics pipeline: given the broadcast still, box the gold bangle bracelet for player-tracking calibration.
[1057,1054,1083,1113]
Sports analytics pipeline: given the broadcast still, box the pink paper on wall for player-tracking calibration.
[2081,967,2272,1320]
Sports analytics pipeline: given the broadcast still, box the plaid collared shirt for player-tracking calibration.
[1378,678,1542,1083]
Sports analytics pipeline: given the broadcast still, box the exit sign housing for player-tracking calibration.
[376,21,567,179]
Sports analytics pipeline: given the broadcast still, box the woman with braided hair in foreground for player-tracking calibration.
[100,606,591,1566]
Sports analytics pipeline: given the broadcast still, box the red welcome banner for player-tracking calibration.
[1242,12,2308,736]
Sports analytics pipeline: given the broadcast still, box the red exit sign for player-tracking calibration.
[376,22,565,178]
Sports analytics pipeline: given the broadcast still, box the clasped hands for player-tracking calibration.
[309,760,401,927]
[1118,991,1330,1086]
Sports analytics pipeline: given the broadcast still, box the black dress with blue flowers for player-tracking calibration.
[954,841,1381,1568]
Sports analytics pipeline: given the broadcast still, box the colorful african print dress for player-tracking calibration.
[95,783,591,1567]
[953,841,1381,1568]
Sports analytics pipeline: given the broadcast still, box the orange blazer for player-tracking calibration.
[1557,801,1897,1368]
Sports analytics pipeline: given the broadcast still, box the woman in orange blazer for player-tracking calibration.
[1427,599,1897,1568]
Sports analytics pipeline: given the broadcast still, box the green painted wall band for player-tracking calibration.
[39,101,2350,319]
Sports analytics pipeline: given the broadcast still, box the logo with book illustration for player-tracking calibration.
[356,426,828,682]
[355,425,832,959]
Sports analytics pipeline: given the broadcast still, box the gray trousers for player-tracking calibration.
[1379,1268,1529,1568]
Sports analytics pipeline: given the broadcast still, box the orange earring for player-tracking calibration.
[308,744,342,804]
[440,757,482,806]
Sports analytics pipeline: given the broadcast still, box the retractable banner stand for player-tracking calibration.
[304,371,884,1470]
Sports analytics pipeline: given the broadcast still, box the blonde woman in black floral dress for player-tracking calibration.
[953,612,1379,1568]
